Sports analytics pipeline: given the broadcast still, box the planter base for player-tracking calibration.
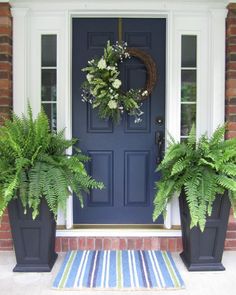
[180,252,225,271]
[13,253,58,272]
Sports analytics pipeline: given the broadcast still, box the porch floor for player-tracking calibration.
[0,251,235,295]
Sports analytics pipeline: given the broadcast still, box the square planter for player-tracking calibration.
[179,191,231,271]
[8,198,58,272]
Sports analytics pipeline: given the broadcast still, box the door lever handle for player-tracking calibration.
[155,131,164,164]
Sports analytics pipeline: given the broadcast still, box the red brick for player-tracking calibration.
[228,26,236,36]
[0,8,11,18]
[226,71,236,79]
[104,238,111,250]
[0,89,12,97]
[1,214,9,223]
[0,79,11,89]
[111,238,119,250]
[135,238,143,250]
[160,238,168,251]
[227,17,236,27]
[78,238,86,250]
[226,87,236,97]
[226,106,236,114]
[55,237,62,252]
[0,223,10,231]
[226,131,236,138]
[0,17,11,27]
[151,238,159,250]
[127,238,135,250]
[119,239,127,250]
[62,238,69,251]
[225,239,236,248]
[168,238,177,252]
[227,44,236,53]
[95,238,103,250]
[228,122,236,130]
[69,238,78,250]
[227,222,236,230]
[227,79,236,88]
[0,239,13,249]
[0,27,11,35]
[227,61,236,71]
[0,63,11,71]
[227,36,236,45]
[87,238,95,250]
[0,97,11,105]
[143,238,151,250]
[0,231,12,239]
[176,238,183,252]
[226,231,236,239]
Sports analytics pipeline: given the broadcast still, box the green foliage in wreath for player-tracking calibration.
[153,125,236,231]
[81,41,147,123]
[0,106,104,219]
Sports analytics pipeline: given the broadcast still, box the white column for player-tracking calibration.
[209,8,227,133]
[11,8,29,115]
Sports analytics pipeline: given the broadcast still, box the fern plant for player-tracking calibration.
[153,125,236,231]
[0,106,104,219]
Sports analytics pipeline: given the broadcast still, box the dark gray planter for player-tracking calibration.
[179,190,231,271]
[8,198,58,272]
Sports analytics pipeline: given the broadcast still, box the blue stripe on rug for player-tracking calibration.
[53,250,185,290]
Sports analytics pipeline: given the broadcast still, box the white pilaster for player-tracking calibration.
[209,8,227,134]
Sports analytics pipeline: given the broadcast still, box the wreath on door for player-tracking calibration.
[81,41,157,123]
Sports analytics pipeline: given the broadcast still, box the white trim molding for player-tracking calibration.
[209,8,227,134]
[56,228,182,238]
[11,0,227,234]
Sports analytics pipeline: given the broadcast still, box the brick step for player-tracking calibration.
[55,237,183,252]
[227,222,236,231]
[225,239,236,250]
[226,231,236,239]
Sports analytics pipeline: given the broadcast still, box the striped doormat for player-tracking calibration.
[53,250,184,290]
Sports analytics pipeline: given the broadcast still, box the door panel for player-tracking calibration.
[72,18,166,224]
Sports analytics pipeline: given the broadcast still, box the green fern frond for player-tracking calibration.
[0,105,104,219]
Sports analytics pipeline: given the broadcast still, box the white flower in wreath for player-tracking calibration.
[97,58,107,69]
[142,90,148,96]
[86,74,93,83]
[112,79,122,89]
[108,100,118,109]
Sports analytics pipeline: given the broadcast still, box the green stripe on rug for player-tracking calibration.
[162,251,179,288]
[58,251,76,289]
[116,250,122,288]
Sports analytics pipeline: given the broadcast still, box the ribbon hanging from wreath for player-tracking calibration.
[81,41,157,124]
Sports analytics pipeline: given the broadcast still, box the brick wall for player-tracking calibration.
[0,2,236,252]
[225,3,236,250]
[0,2,13,251]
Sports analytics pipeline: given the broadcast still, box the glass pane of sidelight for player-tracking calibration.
[41,35,57,67]
[42,103,57,131]
[181,35,197,68]
[181,70,196,102]
[41,69,57,101]
[181,104,196,137]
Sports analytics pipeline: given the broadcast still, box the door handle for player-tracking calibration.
[155,131,164,164]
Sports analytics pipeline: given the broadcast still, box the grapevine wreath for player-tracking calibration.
[81,41,157,123]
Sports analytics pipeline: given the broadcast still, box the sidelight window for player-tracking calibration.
[180,35,197,140]
[41,35,57,131]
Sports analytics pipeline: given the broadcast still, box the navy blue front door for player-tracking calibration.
[72,18,166,224]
